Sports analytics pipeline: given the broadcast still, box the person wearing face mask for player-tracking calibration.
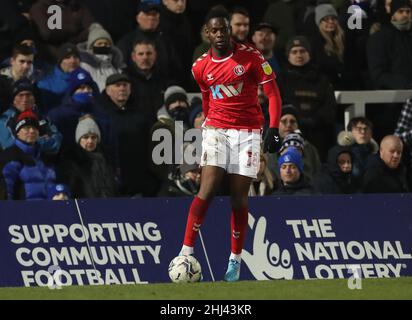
[48,68,117,158]
[148,85,190,190]
[367,0,412,89]
[77,23,126,92]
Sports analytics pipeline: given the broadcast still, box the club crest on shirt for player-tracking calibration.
[261,62,273,76]
[233,64,245,76]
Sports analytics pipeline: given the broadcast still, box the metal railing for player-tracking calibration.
[188,90,412,128]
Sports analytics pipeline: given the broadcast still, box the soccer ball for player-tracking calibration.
[168,255,202,283]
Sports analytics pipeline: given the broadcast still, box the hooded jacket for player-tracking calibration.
[313,145,359,194]
[0,139,57,200]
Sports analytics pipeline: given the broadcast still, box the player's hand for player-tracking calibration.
[264,127,281,153]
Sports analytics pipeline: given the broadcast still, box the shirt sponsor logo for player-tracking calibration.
[210,82,244,99]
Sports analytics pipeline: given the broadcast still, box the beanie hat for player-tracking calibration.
[180,162,199,175]
[278,147,304,173]
[75,116,101,143]
[280,132,305,154]
[315,4,338,26]
[12,79,34,99]
[57,43,80,65]
[390,0,412,15]
[285,36,311,55]
[14,110,39,135]
[281,104,300,124]
[164,85,188,107]
[47,184,71,200]
[67,68,95,95]
[87,23,113,50]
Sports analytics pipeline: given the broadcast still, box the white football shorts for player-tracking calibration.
[200,127,262,179]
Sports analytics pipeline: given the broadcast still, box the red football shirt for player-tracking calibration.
[192,43,276,130]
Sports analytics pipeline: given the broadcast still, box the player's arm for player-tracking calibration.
[192,66,210,117]
[262,79,282,129]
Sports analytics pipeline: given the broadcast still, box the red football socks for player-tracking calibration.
[231,207,249,255]
[183,197,210,247]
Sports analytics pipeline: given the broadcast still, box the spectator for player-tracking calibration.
[100,73,152,197]
[189,102,205,129]
[395,97,412,167]
[0,44,37,83]
[252,22,281,75]
[279,36,337,160]
[230,7,251,45]
[0,110,62,200]
[312,145,359,194]
[48,68,115,154]
[116,0,182,84]
[77,23,126,92]
[160,0,195,89]
[363,135,409,193]
[37,43,81,113]
[149,85,190,188]
[0,79,62,154]
[337,117,379,179]
[30,0,95,62]
[263,0,298,51]
[126,39,173,123]
[157,155,201,197]
[367,0,412,89]
[310,3,351,89]
[267,105,322,184]
[57,116,118,198]
[248,153,275,196]
[274,147,315,195]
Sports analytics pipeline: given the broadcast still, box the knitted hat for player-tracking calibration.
[57,43,80,64]
[390,0,412,15]
[87,23,113,50]
[47,184,71,200]
[280,132,305,154]
[180,162,199,175]
[12,79,34,99]
[14,110,39,135]
[75,117,101,143]
[281,104,300,124]
[315,4,338,26]
[164,85,188,107]
[67,68,95,95]
[278,147,304,173]
[285,36,311,55]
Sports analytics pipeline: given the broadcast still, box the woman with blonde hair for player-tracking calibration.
[310,3,349,89]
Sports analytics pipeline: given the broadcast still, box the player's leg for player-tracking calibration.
[181,166,225,255]
[223,173,252,281]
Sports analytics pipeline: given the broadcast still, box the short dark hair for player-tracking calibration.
[11,44,34,58]
[229,6,250,20]
[132,39,156,51]
[347,117,373,131]
[204,8,230,24]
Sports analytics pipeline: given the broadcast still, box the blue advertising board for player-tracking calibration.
[0,194,411,287]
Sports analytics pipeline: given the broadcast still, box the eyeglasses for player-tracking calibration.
[353,126,370,133]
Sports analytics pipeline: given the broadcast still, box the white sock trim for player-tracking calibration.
[230,253,241,263]
[181,245,194,255]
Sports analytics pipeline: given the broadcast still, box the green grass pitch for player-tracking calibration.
[0,278,411,300]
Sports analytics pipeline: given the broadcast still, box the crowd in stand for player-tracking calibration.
[0,0,412,200]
